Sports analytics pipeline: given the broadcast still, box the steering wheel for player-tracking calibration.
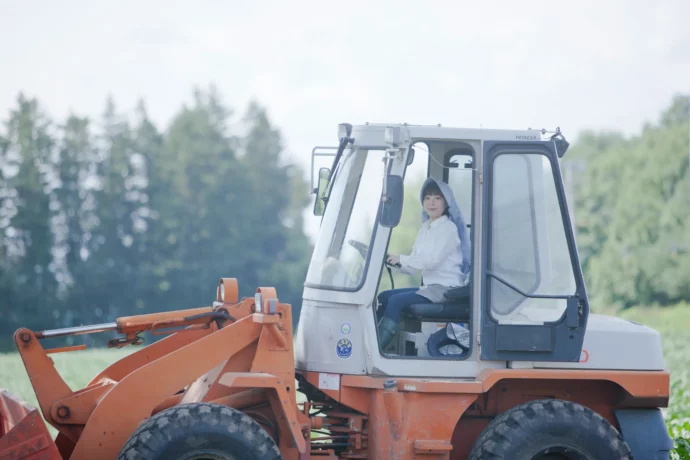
[347,239,369,259]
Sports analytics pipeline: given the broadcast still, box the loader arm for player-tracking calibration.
[13,305,219,440]
[70,314,264,458]
[8,280,306,459]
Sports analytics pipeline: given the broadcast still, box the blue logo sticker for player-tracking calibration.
[336,338,353,359]
[341,322,352,335]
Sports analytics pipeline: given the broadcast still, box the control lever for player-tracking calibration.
[384,254,401,290]
[385,254,402,268]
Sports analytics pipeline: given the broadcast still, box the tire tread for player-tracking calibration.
[117,402,282,460]
[469,399,632,460]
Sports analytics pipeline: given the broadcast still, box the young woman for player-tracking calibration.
[377,178,470,349]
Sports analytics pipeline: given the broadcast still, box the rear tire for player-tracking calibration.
[469,399,631,460]
[118,402,282,460]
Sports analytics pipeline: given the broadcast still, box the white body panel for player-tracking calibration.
[295,298,369,374]
[351,123,545,145]
[295,297,507,378]
[530,314,666,370]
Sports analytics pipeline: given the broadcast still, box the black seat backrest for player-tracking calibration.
[403,297,470,323]
[444,285,470,301]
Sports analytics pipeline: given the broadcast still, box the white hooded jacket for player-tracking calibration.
[398,178,471,302]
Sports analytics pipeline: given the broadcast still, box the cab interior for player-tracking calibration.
[375,140,476,360]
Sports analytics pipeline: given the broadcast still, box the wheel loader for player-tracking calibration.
[0,123,674,459]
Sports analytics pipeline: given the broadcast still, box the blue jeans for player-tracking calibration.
[377,288,431,323]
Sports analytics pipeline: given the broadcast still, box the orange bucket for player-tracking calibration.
[0,389,61,460]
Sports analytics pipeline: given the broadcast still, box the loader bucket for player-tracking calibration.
[0,390,61,460]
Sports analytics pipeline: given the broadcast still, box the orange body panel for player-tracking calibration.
[477,368,670,401]
[90,315,218,385]
[217,373,306,454]
[297,366,670,459]
[369,387,475,458]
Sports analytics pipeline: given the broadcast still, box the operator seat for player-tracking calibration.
[402,285,470,322]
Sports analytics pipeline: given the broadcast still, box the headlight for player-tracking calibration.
[338,123,353,140]
[385,126,402,147]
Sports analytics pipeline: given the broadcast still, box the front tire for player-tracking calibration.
[118,403,282,460]
[469,399,631,460]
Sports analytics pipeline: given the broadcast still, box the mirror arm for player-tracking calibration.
[329,136,355,181]
[381,148,403,203]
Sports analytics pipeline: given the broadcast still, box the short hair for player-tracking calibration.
[422,181,444,199]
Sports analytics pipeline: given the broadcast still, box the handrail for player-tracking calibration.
[487,270,574,300]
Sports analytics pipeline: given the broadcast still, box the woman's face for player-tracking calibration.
[423,193,446,220]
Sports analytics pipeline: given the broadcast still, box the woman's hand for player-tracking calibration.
[387,254,401,266]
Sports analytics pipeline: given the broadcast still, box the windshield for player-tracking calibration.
[306,148,386,290]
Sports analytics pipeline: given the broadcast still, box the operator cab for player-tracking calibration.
[298,123,586,379]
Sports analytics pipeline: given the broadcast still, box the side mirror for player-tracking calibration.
[406,147,415,166]
[554,136,570,158]
[380,175,403,227]
[313,167,330,216]
[550,129,570,158]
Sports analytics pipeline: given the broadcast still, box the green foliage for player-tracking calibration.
[567,94,690,309]
[670,418,690,460]
[0,95,57,345]
[236,102,311,314]
[0,88,312,347]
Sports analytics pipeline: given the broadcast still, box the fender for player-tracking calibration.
[614,408,674,460]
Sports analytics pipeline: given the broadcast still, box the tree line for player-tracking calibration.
[0,88,312,350]
[565,95,690,309]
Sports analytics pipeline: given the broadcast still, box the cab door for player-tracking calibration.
[480,141,589,362]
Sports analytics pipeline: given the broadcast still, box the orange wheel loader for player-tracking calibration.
[0,123,674,459]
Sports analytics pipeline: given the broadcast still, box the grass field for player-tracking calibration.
[1,306,689,457]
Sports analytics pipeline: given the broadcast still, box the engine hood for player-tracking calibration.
[531,314,666,371]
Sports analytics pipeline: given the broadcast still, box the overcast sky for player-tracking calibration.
[2,0,689,235]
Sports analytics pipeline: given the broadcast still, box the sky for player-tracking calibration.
[1,0,689,238]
